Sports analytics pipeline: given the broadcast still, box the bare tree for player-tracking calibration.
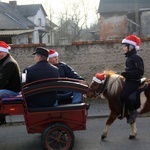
[55,0,99,44]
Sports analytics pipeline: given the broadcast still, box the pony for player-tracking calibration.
[87,70,150,139]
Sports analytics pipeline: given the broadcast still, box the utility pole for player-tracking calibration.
[49,0,53,45]
[135,0,140,36]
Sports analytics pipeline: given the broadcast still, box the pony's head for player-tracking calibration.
[87,70,124,98]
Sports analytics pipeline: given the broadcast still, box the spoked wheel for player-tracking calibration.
[41,123,75,150]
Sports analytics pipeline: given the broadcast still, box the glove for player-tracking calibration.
[121,72,128,78]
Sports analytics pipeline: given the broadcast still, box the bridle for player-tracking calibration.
[89,76,108,97]
[89,86,101,97]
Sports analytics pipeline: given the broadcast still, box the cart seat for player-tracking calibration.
[28,103,90,112]
[0,95,24,115]
[1,95,23,104]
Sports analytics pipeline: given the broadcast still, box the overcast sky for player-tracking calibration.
[1,0,100,26]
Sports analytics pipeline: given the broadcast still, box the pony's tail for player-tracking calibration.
[139,82,150,114]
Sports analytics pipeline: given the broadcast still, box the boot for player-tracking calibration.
[127,110,138,124]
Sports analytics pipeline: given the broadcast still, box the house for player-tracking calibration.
[98,0,150,40]
[0,1,57,45]
[57,19,80,45]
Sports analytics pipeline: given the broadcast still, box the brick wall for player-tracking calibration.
[100,15,128,40]
[10,39,150,83]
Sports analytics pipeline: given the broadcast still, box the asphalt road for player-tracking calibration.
[73,117,150,150]
[0,117,150,150]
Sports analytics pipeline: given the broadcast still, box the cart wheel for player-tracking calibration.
[41,123,75,150]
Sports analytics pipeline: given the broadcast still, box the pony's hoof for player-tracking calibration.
[101,135,107,140]
[129,135,136,139]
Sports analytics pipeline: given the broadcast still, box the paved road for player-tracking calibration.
[1,98,150,150]
[73,117,150,150]
[0,117,150,150]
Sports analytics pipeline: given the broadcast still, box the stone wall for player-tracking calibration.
[10,39,150,83]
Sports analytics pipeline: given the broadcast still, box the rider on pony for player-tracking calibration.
[120,34,144,124]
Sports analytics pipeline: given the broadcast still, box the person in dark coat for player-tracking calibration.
[24,47,59,108]
[0,41,21,124]
[120,34,144,124]
[48,49,84,105]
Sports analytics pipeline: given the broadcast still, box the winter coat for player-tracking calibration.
[26,60,59,83]
[122,49,144,80]
[56,62,84,80]
[25,60,59,107]
[0,54,21,92]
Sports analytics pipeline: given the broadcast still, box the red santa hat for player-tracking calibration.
[122,34,141,50]
[92,73,106,84]
[48,49,59,58]
[0,41,11,53]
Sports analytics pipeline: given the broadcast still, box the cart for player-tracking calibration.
[0,78,89,150]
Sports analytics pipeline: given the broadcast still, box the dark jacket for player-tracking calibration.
[26,60,59,83]
[56,62,84,80]
[0,54,21,92]
[123,49,144,80]
[25,60,59,108]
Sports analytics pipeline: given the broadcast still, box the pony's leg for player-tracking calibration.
[101,124,109,140]
[129,122,137,139]
[101,112,117,140]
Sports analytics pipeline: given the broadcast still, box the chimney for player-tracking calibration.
[9,1,17,9]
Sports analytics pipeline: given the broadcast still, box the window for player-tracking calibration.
[48,35,50,43]
[38,18,42,26]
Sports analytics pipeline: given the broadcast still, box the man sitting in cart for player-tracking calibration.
[23,47,59,108]
[48,49,84,105]
[0,41,21,125]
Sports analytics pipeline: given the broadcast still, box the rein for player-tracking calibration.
[89,87,101,97]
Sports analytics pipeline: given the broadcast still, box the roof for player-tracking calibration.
[0,30,34,36]
[46,18,58,28]
[98,0,150,14]
[0,13,25,29]
[17,4,47,17]
[0,2,35,30]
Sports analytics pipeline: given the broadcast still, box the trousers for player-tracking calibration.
[119,80,140,111]
[55,91,82,106]
[0,89,20,98]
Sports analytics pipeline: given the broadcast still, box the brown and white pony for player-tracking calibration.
[87,70,150,139]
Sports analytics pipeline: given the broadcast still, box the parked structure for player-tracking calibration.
[0,1,57,45]
[98,0,150,40]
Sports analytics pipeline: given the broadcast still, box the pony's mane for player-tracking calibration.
[103,70,117,76]
[103,70,124,96]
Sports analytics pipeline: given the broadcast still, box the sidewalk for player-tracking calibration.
[87,99,109,117]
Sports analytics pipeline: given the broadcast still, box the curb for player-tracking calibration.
[87,115,108,119]
[1,114,149,127]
